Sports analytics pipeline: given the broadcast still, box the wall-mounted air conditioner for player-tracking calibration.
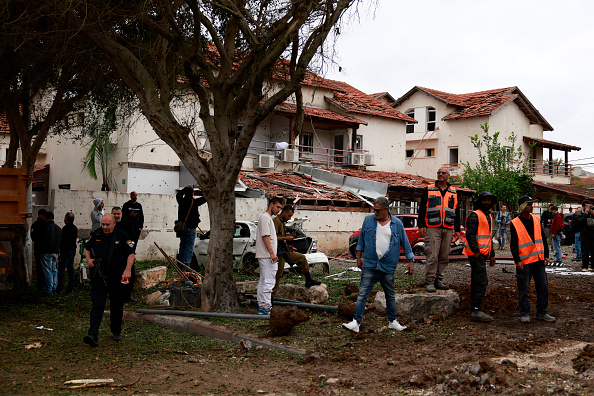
[349,153,364,165]
[364,153,375,166]
[257,154,275,169]
[281,148,299,163]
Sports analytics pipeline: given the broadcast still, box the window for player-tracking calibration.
[355,135,363,150]
[425,148,434,157]
[301,132,313,153]
[427,107,436,131]
[449,148,459,165]
[406,149,414,158]
[405,109,415,133]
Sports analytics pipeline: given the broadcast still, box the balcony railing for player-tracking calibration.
[528,158,573,177]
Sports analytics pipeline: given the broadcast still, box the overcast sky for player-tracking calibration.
[324,0,594,171]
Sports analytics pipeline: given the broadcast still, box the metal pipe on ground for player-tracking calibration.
[243,296,338,313]
[137,309,269,320]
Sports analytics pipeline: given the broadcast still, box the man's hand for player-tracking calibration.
[122,268,131,281]
[285,235,295,241]
[454,232,461,241]
[87,258,95,268]
[407,261,414,275]
[489,257,496,267]
[356,256,363,269]
[419,227,426,238]
[515,262,523,270]
[270,253,278,262]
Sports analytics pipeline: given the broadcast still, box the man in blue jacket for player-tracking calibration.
[342,197,415,333]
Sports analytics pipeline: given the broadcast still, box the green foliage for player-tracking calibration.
[82,105,118,191]
[461,123,534,210]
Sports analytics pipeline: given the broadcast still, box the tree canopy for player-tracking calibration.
[461,123,535,210]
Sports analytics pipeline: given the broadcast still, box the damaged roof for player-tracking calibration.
[274,102,367,126]
[533,181,594,201]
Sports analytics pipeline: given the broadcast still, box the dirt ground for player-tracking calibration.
[3,246,594,395]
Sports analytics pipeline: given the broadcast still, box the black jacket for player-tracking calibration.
[122,200,144,240]
[176,187,206,229]
[60,222,78,252]
[85,228,135,278]
[574,211,594,238]
[38,221,62,254]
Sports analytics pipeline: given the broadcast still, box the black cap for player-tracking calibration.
[518,195,538,206]
[474,191,497,207]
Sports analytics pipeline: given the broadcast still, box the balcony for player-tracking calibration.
[528,158,573,184]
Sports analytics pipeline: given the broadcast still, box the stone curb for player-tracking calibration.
[123,311,306,355]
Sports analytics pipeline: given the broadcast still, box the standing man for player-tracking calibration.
[31,209,48,292]
[122,191,144,245]
[273,205,322,293]
[572,206,583,262]
[418,167,461,292]
[112,206,138,302]
[90,198,104,233]
[57,212,78,294]
[176,185,207,269]
[83,214,135,347]
[495,205,511,250]
[575,200,594,271]
[342,197,415,333]
[540,203,554,250]
[256,197,283,316]
[549,206,564,266]
[38,211,62,296]
[463,192,497,322]
[510,196,555,323]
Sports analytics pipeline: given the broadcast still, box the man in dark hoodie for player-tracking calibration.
[38,211,62,296]
[176,185,206,268]
[463,192,497,322]
[57,212,78,294]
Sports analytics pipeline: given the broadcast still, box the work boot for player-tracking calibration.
[520,315,530,323]
[304,272,322,287]
[113,334,123,342]
[426,284,437,293]
[535,313,556,322]
[83,334,99,348]
[388,319,407,331]
[470,310,494,322]
[434,281,449,290]
[342,319,360,333]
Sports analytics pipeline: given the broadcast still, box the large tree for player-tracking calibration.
[65,0,361,311]
[461,123,535,210]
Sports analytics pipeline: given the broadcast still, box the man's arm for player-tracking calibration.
[418,188,428,236]
[122,254,136,281]
[465,212,481,256]
[84,248,95,268]
[510,222,522,269]
[262,235,278,262]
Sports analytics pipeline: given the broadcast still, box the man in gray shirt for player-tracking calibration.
[256,197,283,316]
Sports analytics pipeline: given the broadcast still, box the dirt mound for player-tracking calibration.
[573,344,594,373]
[269,306,309,336]
[344,283,359,295]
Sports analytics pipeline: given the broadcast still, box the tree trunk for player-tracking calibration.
[201,187,238,312]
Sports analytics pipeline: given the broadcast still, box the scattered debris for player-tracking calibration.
[269,306,309,336]
[238,339,253,352]
[24,342,43,350]
[63,377,141,390]
[32,325,53,331]
[64,379,114,385]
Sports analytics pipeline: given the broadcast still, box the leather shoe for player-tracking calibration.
[113,334,123,341]
[84,334,99,348]
[434,281,449,290]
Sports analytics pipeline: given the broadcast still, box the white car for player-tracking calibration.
[194,218,329,274]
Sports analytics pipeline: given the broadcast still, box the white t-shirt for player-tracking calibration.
[255,212,278,259]
[376,221,391,260]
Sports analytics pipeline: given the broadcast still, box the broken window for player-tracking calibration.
[355,135,363,150]
[449,147,459,165]
[425,148,434,157]
[406,109,415,133]
[406,149,414,158]
[301,132,313,153]
[427,107,436,131]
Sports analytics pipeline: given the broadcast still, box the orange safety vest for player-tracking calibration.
[463,210,492,256]
[511,215,545,265]
[425,183,457,228]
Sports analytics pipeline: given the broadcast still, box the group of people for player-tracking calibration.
[255,198,322,316]
[337,167,556,332]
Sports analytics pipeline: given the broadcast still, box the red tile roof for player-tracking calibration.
[326,80,417,123]
[576,177,594,187]
[274,102,367,125]
[533,180,594,200]
[0,113,9,134]
[394,86,553,131]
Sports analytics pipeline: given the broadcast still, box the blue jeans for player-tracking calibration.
[515,261,548,316]
[57,250,76,293]
[575,232,582,258]
[552,234,562,262]
[499,228,508,249]
[40,253,58,295]
[178,228,196,266]
[353,267,397,323]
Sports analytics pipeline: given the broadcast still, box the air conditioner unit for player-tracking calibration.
[257,154,275,169]
[349,153,364,165]
[281,148,299,163]
[364,153,375,166]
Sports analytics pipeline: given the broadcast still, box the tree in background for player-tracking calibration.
[64,0,363,311]
[461,123,535,210]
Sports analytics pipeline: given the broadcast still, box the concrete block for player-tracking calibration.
[374,291,387,315]
[134,266,167,289]
[236,281,259,294]
[187,321,234,341]
[308,284,329,304]
[395,290,459,320]
[154,315,189,332]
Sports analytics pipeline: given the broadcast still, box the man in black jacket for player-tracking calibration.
[38,211,62,296]
[176,185,206,268]
[57,212,78,294]
[122,191,144,245]
[112,206,138,302]
[575,200,594,271]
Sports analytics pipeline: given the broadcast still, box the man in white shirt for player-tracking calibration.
[256,197,284,315]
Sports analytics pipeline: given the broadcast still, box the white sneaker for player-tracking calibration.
[388,319,407,331]
[342,319,360,333]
